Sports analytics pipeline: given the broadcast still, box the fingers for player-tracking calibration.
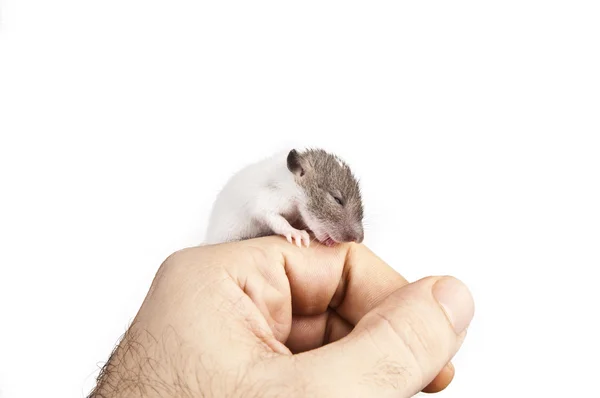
[330,243,410,324]
[215,236,462,392]
[284,276,474,397]
[423,362,455,394]
[287,311,353,353]
[287,313,456,394]
[263,237,410,322]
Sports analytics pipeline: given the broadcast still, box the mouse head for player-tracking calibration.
[287,148,364,246]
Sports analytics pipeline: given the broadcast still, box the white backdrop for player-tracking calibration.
[1,1,599,397]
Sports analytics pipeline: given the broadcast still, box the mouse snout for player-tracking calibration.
[343,226,364,243]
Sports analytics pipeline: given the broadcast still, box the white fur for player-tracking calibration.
[204,150,310,245]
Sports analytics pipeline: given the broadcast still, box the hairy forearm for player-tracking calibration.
[88,325,199,398]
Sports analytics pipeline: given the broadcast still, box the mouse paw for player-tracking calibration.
[283,229,310,248]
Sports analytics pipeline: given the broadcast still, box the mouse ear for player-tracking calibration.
[287,149,306,177]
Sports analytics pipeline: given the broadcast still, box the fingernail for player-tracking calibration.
[433,277,474,334]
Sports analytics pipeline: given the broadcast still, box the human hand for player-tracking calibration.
[90,237,474,397]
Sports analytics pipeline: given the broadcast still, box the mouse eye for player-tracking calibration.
[329,192,344,206]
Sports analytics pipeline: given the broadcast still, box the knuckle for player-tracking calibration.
[159,247,200,275]
[243,243,272,266]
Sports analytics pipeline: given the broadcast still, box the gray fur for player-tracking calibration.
[288,148,364,243]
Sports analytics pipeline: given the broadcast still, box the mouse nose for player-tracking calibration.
[354,229,364,244]
[345,228,364,243]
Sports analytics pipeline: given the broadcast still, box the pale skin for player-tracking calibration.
[89,236,474,398]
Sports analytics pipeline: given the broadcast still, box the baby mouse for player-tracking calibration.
[204,148,364,247]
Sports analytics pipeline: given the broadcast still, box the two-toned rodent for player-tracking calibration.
[204,148,364,247]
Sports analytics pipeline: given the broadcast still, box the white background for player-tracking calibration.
[1,1,599,397]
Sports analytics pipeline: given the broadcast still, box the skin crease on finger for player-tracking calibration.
[193,236,457,394]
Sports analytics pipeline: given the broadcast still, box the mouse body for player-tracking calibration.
[205,148,364,247]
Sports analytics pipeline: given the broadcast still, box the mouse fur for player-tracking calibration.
[204,148,364,247]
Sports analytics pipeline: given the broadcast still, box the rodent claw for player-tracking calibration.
[302,231,310,247]
[283,229,310,248]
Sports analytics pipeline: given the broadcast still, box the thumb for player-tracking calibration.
[292,276,474,398]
